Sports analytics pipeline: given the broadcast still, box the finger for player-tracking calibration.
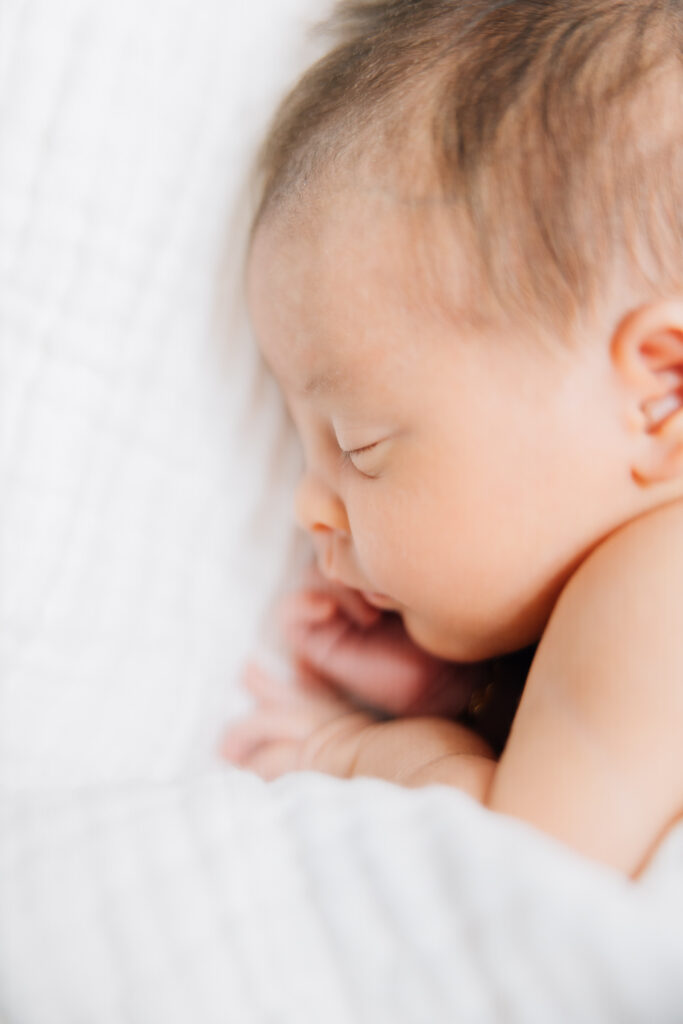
[242,660,350,721]
[291,657,361,714]
[283,585,379,632]
[327,586,381,628]
[220,706,311,763]
[298,563,381,628]
[220,718,264,762]
[243,741,301,781]
[220,715,276,762]
[280,589,339,618]
[290,615,443,713]
[282,612,374,692]
[242,662,292,705]
[278,590,338,632]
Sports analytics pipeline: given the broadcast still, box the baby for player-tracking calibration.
[222,0,683,878]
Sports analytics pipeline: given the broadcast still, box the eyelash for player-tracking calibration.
[338,441,380,474]
[339,441,378,459]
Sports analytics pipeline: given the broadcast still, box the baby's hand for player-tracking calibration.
[220,661,375,781]
[279,565,481,718]
[222,659,497,799]
[221,660,496,798]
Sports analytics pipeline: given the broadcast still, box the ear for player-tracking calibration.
[610,299,683,486]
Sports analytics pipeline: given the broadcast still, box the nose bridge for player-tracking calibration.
[295,469,349,535]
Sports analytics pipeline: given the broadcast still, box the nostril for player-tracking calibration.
[295,474,349,536]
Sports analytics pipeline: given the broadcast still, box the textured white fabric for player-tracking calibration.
[2,774,683,1024]
[0,0,318,786]
[1,2,682,1021]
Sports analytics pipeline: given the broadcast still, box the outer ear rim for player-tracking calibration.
[610,299,683,487]
[610,299,683,388]
[611,299,683,415]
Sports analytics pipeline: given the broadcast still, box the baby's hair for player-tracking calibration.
[255,0,682,332]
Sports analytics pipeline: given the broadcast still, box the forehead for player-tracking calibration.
[247,185,472,397]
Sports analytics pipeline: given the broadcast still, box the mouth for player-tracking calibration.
[361,591,398,611]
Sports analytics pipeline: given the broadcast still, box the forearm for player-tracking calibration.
[304,715,497,802]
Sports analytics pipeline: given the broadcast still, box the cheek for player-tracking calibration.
[347,487,444,594]
[346,490,408,582]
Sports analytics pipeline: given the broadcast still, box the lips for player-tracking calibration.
[361,591,397,611]
[314,557,397,612]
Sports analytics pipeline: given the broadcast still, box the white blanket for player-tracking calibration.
[1,2,682,1021]
[2,775,682,1024]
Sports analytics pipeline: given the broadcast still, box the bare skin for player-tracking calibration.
[224,504,683,875]
[223,184,683,879]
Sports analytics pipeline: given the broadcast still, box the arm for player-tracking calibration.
[224,506,683,877]
[486,504,683,877]
[344,505,683,876]
[307,714,497,802]
[221,660,497,801]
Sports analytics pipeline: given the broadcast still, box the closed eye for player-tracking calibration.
[338,440,383,477]
[339,441,379,459]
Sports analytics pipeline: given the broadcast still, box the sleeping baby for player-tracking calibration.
[222,0,683,878]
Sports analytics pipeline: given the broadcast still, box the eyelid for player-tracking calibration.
[339,440,380,458]
[337,439,384,478]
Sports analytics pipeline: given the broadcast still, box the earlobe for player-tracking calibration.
[631,413,683,486]
[610,299,683,486]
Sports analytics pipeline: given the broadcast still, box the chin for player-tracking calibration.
[402,612,497,663]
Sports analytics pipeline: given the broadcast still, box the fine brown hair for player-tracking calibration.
[254,0,683,331]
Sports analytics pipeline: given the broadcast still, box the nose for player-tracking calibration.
[295,472,350,537]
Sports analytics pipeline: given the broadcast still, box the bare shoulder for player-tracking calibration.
[573,497,683,590]
[555,498,683,637]
[531,497,683,722]
[493,500,683,874]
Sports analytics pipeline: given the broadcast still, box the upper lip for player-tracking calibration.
[313,549,395,608]
[315,558,364,594]
[317,566,395,608]
[361,591,397,611]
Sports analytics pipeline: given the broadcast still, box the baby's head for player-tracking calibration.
[248,0,683,661]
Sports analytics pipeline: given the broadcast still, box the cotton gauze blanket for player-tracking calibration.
[1,2,682,1022]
